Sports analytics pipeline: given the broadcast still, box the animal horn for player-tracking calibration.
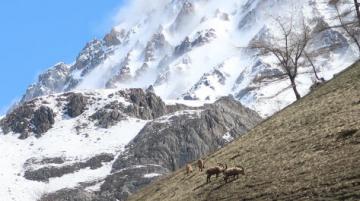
[236,165,244,169]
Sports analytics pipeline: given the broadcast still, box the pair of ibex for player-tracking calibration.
[186,159,245,183]
[206,163,245,183]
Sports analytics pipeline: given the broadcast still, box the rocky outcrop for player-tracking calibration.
[31,106,55,136]
[65,93,88,118]
[182,68,227,100]
[74,40,107,75]
[171,1,195,32]
[24,153,114,182]
[90,89,170,129]
[103,28,124,47]
[21,63,70,102]
[120,89,168,120]
[0,103,55,139]
[89,89,193,129]
[24,157,65,167]
[191,29,216,47]
[106,53,132,88]
[238,9,257,30]
[0,103,35,135]
[90,103,127,128]
[308,28,349,54]
[173,29,216,57]
[135,63,150,78]
[252,68,285,83]
[174,37,192,56]
[98,165,168,201]
[112,96,261,172]
[40,188,97,201]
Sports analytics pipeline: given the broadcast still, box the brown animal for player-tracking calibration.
[205,163,226,183]
[223,165,245,183]
[197,159,205,172]
[186,164,193,175]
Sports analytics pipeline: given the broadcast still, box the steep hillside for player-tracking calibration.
[128,61,360,201]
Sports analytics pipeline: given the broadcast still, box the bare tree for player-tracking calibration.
[329,0,360,54]
[354,0,360,25]
[305,52,322,81]
[249,17,311,100]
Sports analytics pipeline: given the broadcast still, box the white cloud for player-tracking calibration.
[112,0,172,28]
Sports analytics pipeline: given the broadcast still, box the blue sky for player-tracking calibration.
[0,0,125,115]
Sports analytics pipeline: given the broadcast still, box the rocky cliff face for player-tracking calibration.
[112,97,260,172]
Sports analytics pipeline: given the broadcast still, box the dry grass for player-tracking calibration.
[128,61,360,201]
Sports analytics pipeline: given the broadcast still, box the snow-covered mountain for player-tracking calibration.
[1,0,359,200]
[21,0,358,117]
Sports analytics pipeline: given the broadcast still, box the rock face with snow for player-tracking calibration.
[0,89,261,201]
[21,63,70,103]
[36,95,260,201]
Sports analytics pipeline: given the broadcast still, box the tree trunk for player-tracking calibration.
[305,53,321,80]
[355,0,360,27]
[290,77,301,100]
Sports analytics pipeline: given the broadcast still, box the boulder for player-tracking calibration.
[120,89,167,120]
[31,106,55,136]
[66,93,88,117]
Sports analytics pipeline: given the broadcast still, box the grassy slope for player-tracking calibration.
[128,61,360,201]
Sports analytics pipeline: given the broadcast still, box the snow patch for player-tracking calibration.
[222,132,234,142]
[143,173,161,178]
[154,110,202,123]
